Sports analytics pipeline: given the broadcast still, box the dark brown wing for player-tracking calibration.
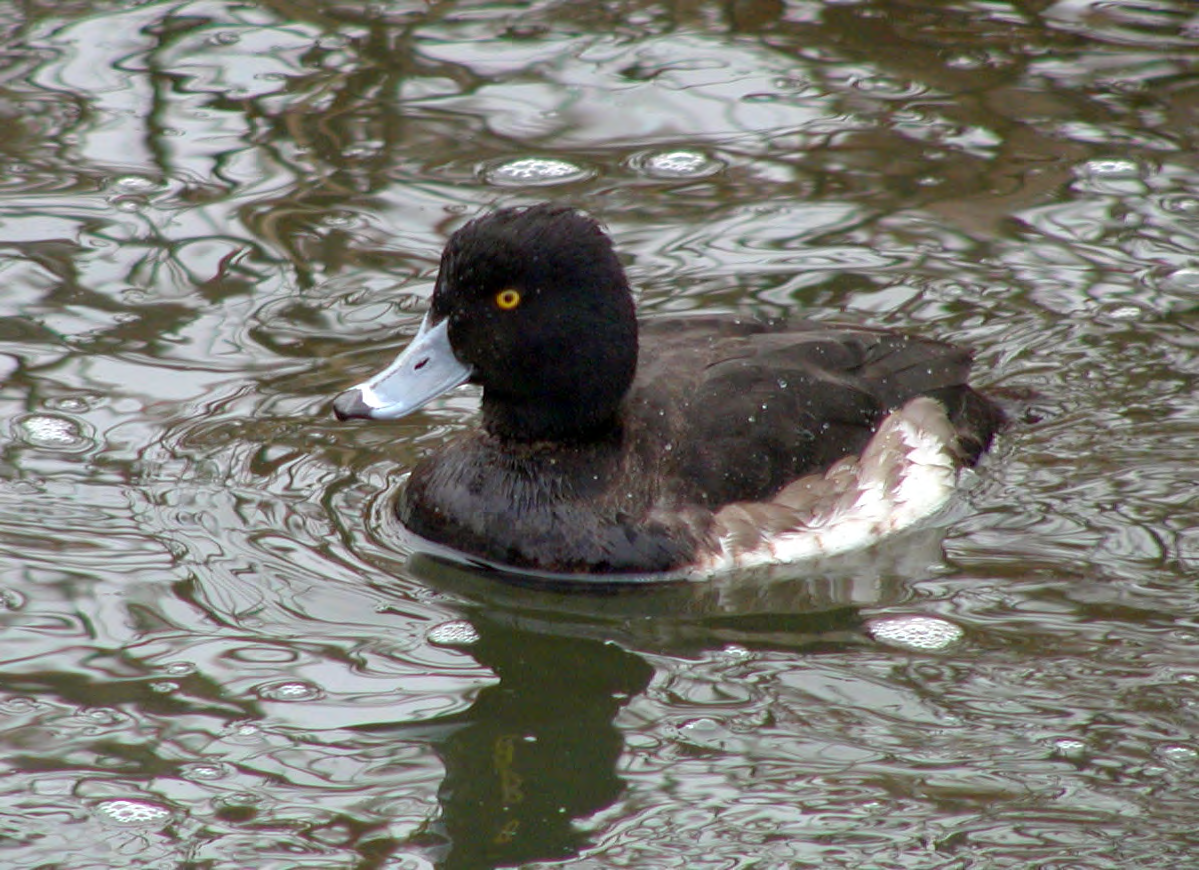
[630,317,1001,507]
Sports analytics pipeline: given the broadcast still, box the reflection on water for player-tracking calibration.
[398,614,654,869]
[1,0,1199,867]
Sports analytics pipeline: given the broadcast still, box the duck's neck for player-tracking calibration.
[481,381,629,443]
[480,325,638,443]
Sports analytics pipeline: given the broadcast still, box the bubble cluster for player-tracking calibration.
[482,157,592,187]
[14,414,93,452]
[95,799,172,827]
[427,620,480,646]
[633,149,724,179]
[869,615,964,651]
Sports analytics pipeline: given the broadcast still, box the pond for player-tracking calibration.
[1,0,1198,867]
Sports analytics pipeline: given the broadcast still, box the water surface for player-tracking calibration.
[1,1,1198,867]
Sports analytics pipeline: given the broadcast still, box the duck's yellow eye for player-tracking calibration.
[495,288,522,310]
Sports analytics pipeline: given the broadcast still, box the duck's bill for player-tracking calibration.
[333,315,472,421]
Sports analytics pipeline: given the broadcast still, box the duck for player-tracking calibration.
[333,203,1003,578]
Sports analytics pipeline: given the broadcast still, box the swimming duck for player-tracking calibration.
[333,204,1003,577]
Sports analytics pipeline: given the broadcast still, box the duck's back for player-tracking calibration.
[629,316,1000,509]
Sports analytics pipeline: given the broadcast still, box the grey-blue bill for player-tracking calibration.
[333,315,472,421]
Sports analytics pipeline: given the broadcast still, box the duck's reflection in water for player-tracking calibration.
[424,614,653,868]
[355,523,947,867]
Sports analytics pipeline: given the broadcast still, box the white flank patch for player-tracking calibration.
[698,396,960,574]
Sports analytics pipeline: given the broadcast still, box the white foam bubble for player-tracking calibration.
[95,799,172,827]
[869,615,964,651]
[427,620,479,646]
[635,149,724,179]
[483,157,592,187]
[255,680,324,702]
[16,414,92,452]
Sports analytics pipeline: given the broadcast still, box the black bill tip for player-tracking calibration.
[332,388,374,421]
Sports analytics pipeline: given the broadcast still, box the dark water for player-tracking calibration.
[2,1,1198,867]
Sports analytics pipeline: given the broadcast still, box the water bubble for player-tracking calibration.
[633,149,724,179]
[676,717,731,749]
[43,396,91,413]
[0,586,26,610]
[427,620,479,647]
[0,697,41,714]
[112,174,159,193]
[149,681,179,694]
[1159,744,1198,764]
[226,645,298,664]
[1052,738,1087,759]
[343,141,384,160]
[255,680,324,702]
[320,211,363,229]
[945,51,992,70]
[222,720,264,740]
[95,798,172,827]
[78,707,126,727]
[14,414,93,452]
[852,76,924,98]
[869,615,964,651]
[1102,304,1143,320]
[316,34,349,50]
[1074,158,1148,193]
[111,195,147,212]
[1079,158,1143,179]
[481,157,593,187]
[179,762,231,781]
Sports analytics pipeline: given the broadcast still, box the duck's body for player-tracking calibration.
[334,205,1003,577]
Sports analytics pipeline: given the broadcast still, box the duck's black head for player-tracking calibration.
[333,204,638,442]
